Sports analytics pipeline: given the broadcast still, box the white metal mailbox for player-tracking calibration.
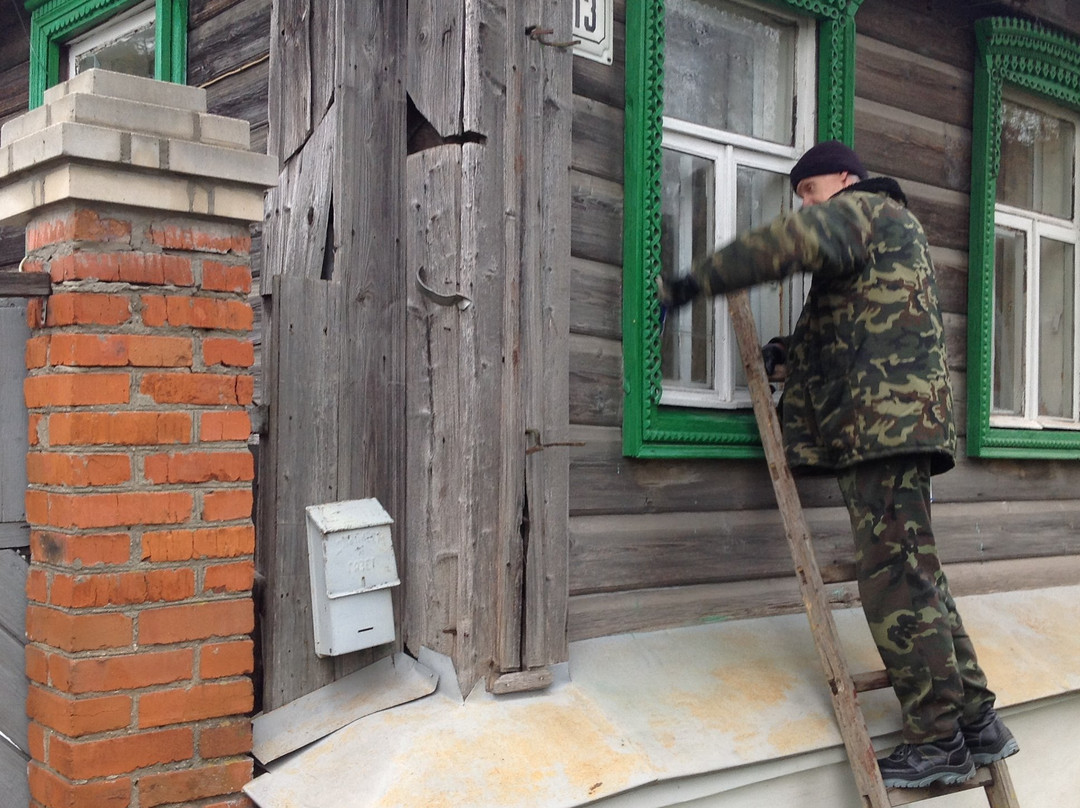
[305,498,399,657]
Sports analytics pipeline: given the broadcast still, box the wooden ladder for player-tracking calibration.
[726,289,1020,808]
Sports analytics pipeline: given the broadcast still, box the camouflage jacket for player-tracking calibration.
[689,177,956,474]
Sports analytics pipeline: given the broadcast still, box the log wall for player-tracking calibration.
[566,0,1080,641]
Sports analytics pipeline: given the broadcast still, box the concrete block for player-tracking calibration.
[168,140,278,188]
[0,106,48,147]
[48,92,200,143]
[43,69,206,113]
[209,184,268,222]
[8,124,124,177]
[128,133,163,170]
[198,114,251,150]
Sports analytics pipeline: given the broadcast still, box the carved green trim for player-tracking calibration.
[622,0,862,459]
[28,0,188,108]
[967,18,1080,460]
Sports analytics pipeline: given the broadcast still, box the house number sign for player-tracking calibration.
[573,0,613,65]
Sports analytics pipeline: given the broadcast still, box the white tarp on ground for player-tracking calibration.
[246,584,1080,808]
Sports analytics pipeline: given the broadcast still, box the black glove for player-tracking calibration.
[656,274,701,309]
[761,337,788,377]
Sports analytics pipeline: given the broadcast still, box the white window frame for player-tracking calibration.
[64,0,155,80]
[659,2,816,410]
[991,93,1080,431]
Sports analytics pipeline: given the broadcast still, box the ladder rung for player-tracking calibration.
[852,669,891,692]
[886,767,995,805]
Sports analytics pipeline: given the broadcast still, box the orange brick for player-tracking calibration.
[202,338,255,368]
[142,526,254,562]
[138,759,252,808]
[33,491,193,529]
[138,679,253,728]
[26,567,47,602]
[145,451,254,484]
[27,686,131,736]
[25,606,133,652]
[50,726,192,779]
[26,208,132,250]
[24,373,131,408]
[28,762,132,808]
[49,568,196,608]
[199,718,252,758]
[49,648,193,694]
[27,296,45,328]
[205,797,257,808]
[26,644,49,683]
[200,639,254,679]
[29,412,43,445]
[31,531,131,567]
[27,719,45,760]
[202,260,252,293]
[50,252,193,286]
[139,599,253,645]
[140,295,254,332]
[199,411,251,442]
[26,335,49,368]
[148,222,251,255]
[141,372,253,406]
[47,334,194,367]
[203,562,255,595]
[202,490,253,522]
[48,411,192,447]
[45,292,132,326]
[26,452,131,486]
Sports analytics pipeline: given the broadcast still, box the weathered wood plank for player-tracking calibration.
[0,303,28,525]
[570,499,1080,596]
[568,332,622,427]
[0,273,49,298]
[0,62,28,125]
[570,256,621,340]
[0,625,28,752]
[568,554,1080,642]
[855,35,972,130]
[900,179,970,254]
[854,98,971,195]
[203,56,270,141]
[188,0,272,88]
[0,550,27,643]
[854,0,974,70]
[0,524,28,550]
[408,0,464,137]
[332,0,406,684]
[520,0,572,670]
[571,170,623,266]
[0,737,28,808]
[403,143,467,662]
[267,0,311,162]
[930,246,968,316]
[572,94,624,182]
[572,18,625,109]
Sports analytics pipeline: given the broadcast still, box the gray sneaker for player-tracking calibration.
[962,708,1019,766]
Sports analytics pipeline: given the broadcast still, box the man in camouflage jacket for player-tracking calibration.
[659,141,1018,789]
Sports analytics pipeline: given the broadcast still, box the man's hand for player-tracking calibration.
[656,274,701,309]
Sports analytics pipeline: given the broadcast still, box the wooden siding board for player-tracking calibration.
[407,0,464,137]
[0,738,28,808]
[571,171,623,266]
[571,20,626,109]
[0,620,27,752]
[854,0,974,70]
[403,144,467,662]
[188,0,272,88]
[0,550,27,645]
[267,0,311,162]
[569,332,622,427]
[569,257,622,340]
[572,94,624,182]
[0,303,27,525]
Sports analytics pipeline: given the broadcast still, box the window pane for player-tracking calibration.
[993,226,1027,415]
[664,0,796,145]
[998,100,1075,219]
[1038,238,1075,419]
[734,165,794,387]
[661,150,715,387]
[68,8,155,80]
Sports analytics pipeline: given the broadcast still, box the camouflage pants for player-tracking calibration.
[836,455,996,743]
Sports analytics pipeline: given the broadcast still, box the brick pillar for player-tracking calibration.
[0,70,274,808]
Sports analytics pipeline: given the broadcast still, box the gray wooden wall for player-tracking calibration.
[566,0,1080,641]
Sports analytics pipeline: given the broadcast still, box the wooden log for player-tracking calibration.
[187,0,271,88]
[854,0,974,70]
[568,332,623,427]
[572,19,625,109]
[572,94,624,182]
[571,170,623,266]
[570,256,622,340]
[203,57,270,149]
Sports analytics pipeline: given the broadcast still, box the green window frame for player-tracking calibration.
[622,0,863,459]
[968,18,1080,459]
[27,0,188,108]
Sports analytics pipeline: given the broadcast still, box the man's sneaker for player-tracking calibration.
[878,729,976,788]
[962,708,1019,766]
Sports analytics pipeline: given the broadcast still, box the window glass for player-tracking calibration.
[67,9,156,80]
[992,225,1027,416]
[664,0,796,145]
[998,99,1075,220]
[1038,238,1075,419]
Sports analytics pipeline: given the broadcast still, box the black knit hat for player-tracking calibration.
[790,140,867,190]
